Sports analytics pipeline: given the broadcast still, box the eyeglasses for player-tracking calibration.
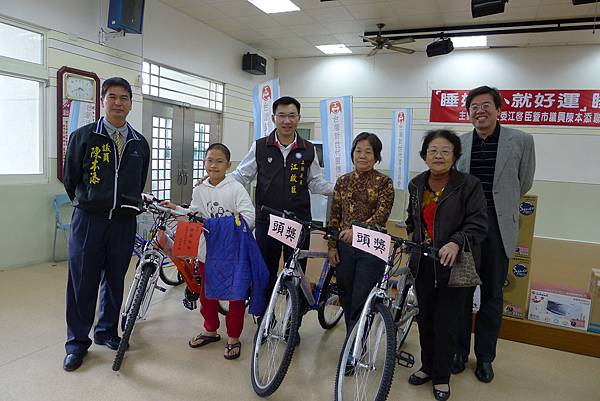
[426,149,452,158]
[205,159,227,166]
[275,113,299,120]
[468,102,494,112]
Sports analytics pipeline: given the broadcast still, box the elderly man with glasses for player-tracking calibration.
[452,86,536,383]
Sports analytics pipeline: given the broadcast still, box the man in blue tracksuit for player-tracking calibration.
[62,77,150,371]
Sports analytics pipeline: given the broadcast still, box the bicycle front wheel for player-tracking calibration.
[112,262,154,372]
[335,302,396,401]
[250,279,300,397]
[317,269,344,329]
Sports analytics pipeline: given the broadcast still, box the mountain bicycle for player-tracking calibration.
[112,194,204,371]
[250,206,341,397]
[334,222,436,401]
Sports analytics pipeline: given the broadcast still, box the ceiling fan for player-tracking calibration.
[352,23,415,56]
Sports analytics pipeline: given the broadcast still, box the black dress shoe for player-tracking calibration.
[63,352,86,372]
[433,386,451,401]
[450,354,467,374]
[475,361,494,383]
[408,371,432,385]
[94,336,127,351]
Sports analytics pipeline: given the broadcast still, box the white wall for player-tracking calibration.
[276,46,600,242]
[0,0,272,268]
[278,47,600,97]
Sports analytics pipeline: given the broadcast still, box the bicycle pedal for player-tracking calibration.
[182,298,197,311]
[397,350,415,368]
[155,285,167,292]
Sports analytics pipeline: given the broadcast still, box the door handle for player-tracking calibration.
[177,169,183,185]
[183,170,188,185]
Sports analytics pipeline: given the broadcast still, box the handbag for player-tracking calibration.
[448,232,482,288]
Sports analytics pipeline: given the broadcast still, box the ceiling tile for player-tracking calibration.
[255,26,293,38]
[290,23,331,36]
[211,0,265,17]
[247,38,281,49]
[334,32,366,45]
[345,3,396,20]
[302,34,342,45]
[395,13,445,29]
[205,18,251,31]
[271,36,311,47]
[326,20,363,34]
[236,14,282,29]
[442,11,475,26]
[181,4,229,21]
[535,3,600,19]
[291,0,340,9]
[389,0,440,15]
[226,29,268,42]
[486,6,540,22]
[304,6,356,23]
[269,11,317,26]
[435,0,471,13]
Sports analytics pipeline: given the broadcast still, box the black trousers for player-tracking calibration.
[456,211,509,363]
[65,208,136,354]
[336,241,385,336]
[415,257,469,385]
[254,221,310,317]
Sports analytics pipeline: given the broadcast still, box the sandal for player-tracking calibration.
[224,342,241,360]
[188,333,221,348]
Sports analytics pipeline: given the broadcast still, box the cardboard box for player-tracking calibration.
[588,268,600,333]
[514,195,537,257]
[502,195,537,318]
[528,283,591,331]
[503,256,531,318]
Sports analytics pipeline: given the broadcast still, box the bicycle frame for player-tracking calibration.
[349,240,403,364]
[260,220,337,340]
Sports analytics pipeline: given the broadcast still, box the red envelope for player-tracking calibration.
[172,221,203,258]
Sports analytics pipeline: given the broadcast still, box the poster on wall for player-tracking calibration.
[390,109,412,190]
[319,96,353,182]
[430,89,600,127]
[253,78,280,139]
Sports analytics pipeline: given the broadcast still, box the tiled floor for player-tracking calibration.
[1,262,599,401]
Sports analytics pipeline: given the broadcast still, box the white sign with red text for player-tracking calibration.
[352,225,391,263]
[268,214,303,249]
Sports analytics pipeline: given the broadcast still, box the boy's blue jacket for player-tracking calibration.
[203,215,269,315]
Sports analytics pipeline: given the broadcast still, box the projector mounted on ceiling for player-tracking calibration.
[471,0,509,18]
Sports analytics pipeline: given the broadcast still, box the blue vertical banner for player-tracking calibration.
[253,78,280,140]
[320,96,353,182]
[390,109,412,190]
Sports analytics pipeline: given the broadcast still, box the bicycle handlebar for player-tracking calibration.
[261,205,339,240]
[351,220,438,260]
[127,193,204,223]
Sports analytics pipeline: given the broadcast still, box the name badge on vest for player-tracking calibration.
[267,157,273,163]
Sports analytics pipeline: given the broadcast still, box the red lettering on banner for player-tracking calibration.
[430,89,600,127]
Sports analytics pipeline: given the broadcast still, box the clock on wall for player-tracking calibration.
[57,66,100,181]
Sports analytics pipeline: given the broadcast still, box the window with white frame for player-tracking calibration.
[142,61,224,111]
[0,20,45,177]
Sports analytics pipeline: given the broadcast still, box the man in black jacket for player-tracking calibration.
[230,97,334,331]
[62,77,150,371]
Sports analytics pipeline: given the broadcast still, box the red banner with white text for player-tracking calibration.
[430,89,600,127]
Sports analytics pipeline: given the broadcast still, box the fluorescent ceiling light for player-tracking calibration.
[316,44,352,55]
[247,0,300,14]
[452,36,487,48]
